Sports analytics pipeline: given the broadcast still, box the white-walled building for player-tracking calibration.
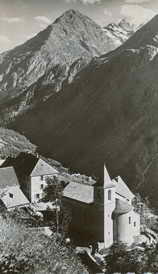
[2,153,59,203]
[63,165,140,248]
[104,166,140,248]
[26,158,59,202]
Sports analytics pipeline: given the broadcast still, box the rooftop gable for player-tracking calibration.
[63,182,94,204]
[31,159,59,177]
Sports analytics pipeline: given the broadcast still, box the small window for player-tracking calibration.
[108,190,112,200]
[134,222,136,227]
[41,175,44,181]
[9,193,13,198]
[41,184,44,189]
[36,194,40,199]
[129,216,131,224]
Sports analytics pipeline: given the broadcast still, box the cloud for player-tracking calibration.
[125,0,150,3]
[121,4,156,26]
[0,35,11,44]
[104,8,112,17]
[65,0,101,4]
[80,0,101,3]
[34,16,51,25]
[1,17,23,23]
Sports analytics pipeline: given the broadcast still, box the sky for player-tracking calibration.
[0,0,158,53]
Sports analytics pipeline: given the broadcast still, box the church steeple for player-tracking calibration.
[104,164,115,189]
[104,164,116,248]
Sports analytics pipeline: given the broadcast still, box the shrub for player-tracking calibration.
[0,217,88,274]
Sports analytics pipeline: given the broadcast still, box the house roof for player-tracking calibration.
[112,176,134,200]
[0,167,19,188]
[0,159,5,166]
[1,153,58,178]
[1,153,38,177]
[1,186,29,209]
[63,182,94,204]
[31,159,58,177]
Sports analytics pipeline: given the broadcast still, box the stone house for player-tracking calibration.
[2,153,59,203]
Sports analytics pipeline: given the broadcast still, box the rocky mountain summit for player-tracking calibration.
[0,9,133,124]
[103,18,135,46]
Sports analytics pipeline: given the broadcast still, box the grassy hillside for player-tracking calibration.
[0,127,36,159]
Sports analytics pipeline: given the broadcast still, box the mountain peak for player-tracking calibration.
[118,18,135,33]
[53,9,91,25]
[0,8,125,123]
[118,14,158,50]
[104,20,133,46]
[61,9,80,17]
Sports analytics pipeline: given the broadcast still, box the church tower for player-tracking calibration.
[104,165,116,248]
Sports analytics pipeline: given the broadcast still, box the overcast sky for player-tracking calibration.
[0,0,157,53]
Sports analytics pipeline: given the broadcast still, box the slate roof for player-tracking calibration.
[0,167,19,188]
[1,186,29,209]
[112,176,134,200]
[0,166,29,209]
[63,182,94,204]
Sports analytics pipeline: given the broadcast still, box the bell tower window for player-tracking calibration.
[108,190,112,200]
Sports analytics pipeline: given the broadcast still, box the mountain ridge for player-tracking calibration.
[0,9,136,125]
[8,14,158,209]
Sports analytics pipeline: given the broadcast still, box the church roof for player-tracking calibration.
[113,199,132,216]
[112,176,134,200]
[104,165,115,189]
[0,167,19,188]
[63,182,94,204]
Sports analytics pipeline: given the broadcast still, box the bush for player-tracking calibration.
[105,242,158,274]
[0,217,88,274]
